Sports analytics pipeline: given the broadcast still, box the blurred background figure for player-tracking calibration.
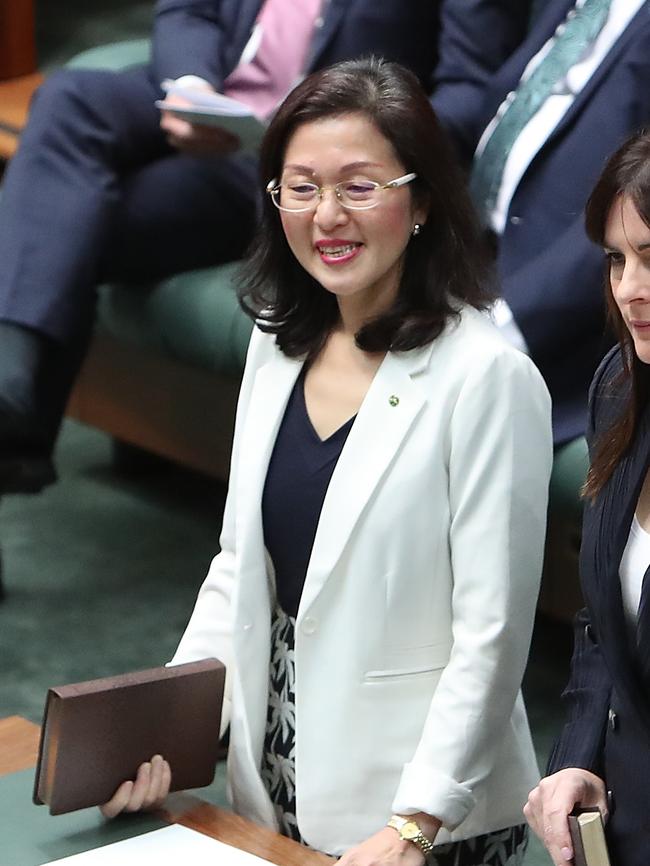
[0,0,441,498]
[433,0,650,447]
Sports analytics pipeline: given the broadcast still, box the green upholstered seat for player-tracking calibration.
[66,38,151,71]
[548,436,589,519]
[97,263,253,376]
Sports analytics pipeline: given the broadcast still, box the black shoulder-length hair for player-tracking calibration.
[583,129,650,501]
[238,56,494,358]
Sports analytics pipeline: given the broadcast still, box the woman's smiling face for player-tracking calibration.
[277,112,427,320]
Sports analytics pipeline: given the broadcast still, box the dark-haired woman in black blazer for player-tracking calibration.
[525,130,650,866]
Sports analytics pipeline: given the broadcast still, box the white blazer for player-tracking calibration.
[172,304,553,854]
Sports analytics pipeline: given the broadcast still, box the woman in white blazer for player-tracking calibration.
[105,59,553,865]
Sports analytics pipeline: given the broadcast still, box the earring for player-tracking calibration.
[412,224,421,236]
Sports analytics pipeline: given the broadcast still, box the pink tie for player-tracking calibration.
[224,0,323,120]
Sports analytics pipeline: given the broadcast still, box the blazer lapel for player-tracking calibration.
[304,0,347,71]
[591,404,650,725]
[297,346,430,619]
[235,349,304,614]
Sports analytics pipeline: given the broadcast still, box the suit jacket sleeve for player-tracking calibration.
[430,0,532,161]
[392,346,553,825]
[502,218,606,364]
[170,326,268,735]
[152,0,232,89]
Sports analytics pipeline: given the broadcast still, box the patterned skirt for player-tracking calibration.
[260,603,529,865]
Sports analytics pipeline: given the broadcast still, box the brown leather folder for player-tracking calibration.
[33,658,226,815]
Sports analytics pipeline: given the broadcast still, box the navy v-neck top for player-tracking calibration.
[262,369,356,618]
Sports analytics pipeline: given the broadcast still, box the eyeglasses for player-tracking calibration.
[266,172,417,213]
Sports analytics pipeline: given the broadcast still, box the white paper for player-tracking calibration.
[42,824,277,866]
[156,81,267,151]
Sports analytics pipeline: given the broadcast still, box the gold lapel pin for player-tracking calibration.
[388,395,399,407]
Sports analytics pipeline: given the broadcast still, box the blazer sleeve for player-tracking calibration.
[547,608,610,775]
[170,325,270,734]
[392,346,553,827]
[152,0,232,89]
[430,0,532,162]
[547,345,623,774]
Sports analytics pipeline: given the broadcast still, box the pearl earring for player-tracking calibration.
[412,224,421,236]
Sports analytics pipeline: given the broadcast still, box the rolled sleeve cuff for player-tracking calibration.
[392,762,476,830]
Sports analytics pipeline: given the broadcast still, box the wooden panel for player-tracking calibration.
[1,717,333,866]
[165,795,334,866]
[67,333,242,482]
[0,71,43,159]
[0,0,37,80]
[0,716,40,774]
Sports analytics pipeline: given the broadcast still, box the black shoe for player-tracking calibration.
[0,453,56,494]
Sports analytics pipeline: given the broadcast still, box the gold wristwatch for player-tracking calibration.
[387,814,435,859]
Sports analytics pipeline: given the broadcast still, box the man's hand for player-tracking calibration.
[159,87,241,156]
[524,768,608,865]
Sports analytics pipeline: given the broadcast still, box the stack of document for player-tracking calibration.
[156,81,266,151]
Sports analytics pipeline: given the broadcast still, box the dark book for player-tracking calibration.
[33,658,226,815]
[568,807,611,866]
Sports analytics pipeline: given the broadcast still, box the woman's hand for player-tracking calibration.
[338,814,441,866]
[523,768,608,865]
[100,754,171,818]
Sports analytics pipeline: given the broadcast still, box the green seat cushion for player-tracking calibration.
[66,39,151,72]
[548,436,589,519]
[97,262,253,375]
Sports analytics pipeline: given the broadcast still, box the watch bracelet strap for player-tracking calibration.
[387,815,436,859]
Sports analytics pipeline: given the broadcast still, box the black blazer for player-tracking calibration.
[549,346,650,866]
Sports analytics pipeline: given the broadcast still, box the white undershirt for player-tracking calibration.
[482,0,644,351]
[618,514,650,638]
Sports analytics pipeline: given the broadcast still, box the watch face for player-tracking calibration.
[401,821,420,840]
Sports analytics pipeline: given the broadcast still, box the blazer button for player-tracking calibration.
[607,789,616,815]
[509,215,523,226]
[608,708,618,731]
[301,616,318,635]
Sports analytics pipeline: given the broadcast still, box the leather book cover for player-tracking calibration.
[33,658,225,815]
[568,807,611,866]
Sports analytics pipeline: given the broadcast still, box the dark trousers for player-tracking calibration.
[0,64,259,345]
[0,64,259,448]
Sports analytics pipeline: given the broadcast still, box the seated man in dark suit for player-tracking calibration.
[0,0,441,495]
[432,0,650,446]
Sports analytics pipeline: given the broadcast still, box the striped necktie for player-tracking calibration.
[469,0,612,223]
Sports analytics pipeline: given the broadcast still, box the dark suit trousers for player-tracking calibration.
[0,65,259,345]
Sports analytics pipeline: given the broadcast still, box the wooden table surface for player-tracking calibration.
[0,716,333,866]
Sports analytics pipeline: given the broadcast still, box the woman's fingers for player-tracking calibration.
[123,760,152,812]
[141,755,172,810]
[100,756,172,818]
[99,779,135,819]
